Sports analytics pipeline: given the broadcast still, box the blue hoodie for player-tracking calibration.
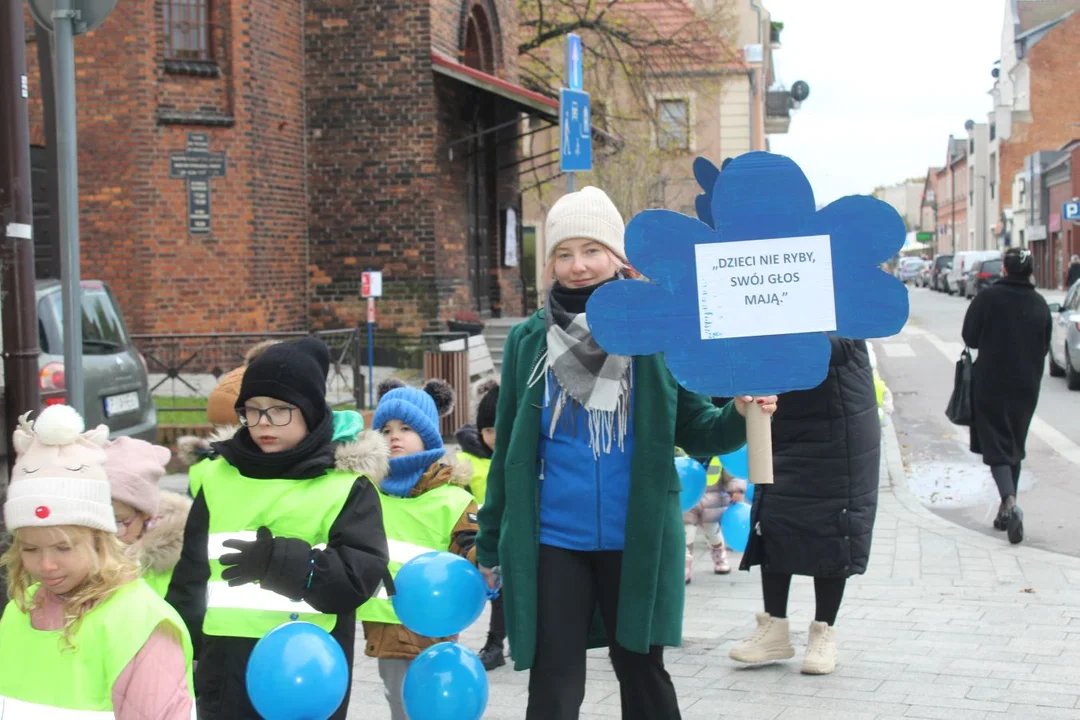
[538,372,635,551]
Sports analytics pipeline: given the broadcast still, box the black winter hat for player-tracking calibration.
[475,379,499,431]
[235,337,330,428]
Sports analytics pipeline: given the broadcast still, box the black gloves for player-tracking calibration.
[219,526,314,599]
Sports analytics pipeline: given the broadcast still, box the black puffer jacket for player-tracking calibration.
[740,337,880,578]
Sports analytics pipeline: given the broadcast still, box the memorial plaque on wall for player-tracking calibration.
[169,133,226,235]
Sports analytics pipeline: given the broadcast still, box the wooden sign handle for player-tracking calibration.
[746,401,773,485]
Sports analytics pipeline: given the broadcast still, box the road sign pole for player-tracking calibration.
[2,0,43,472]
[53,0,84,414]
[567,172,576,193]
[367,305,374,409]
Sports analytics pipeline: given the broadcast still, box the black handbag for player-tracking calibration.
[945,348,974,426]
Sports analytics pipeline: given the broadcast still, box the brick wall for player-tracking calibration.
[304,0,440,365]
[999,12,1080,221]
[23,0,308,334]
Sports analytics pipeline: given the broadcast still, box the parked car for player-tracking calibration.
[946,250,998,296]
[35,279,157,440]
[915,262,932,287]
[964,258,1003,298]
[896,257,928,284]
[930,254,953,292]
[1048,279,1080,390]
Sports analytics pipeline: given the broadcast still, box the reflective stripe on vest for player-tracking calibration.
[194,458,358,639]
[356,484,474,624]
[0,697,197,720]
[0,697,114,719]
[0,580,194,714]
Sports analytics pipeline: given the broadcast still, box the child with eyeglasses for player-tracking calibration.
[165,337,391,720]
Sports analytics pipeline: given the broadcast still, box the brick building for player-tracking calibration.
[24,0,542,360]
[934,138,969,256]
[990,3,1080,246]
[1035,141,1080,288]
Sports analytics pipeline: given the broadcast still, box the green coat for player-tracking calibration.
[474,311,747,670]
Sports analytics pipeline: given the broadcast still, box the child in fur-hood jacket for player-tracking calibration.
[167,338,391,720]
[362,377,480,720]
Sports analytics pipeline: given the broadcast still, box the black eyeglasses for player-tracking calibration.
[237,406,297,427]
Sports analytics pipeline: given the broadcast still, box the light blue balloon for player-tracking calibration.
[744,482,755,503]
[392,552,488,637]
[718,445,749,479]
[674,456,708,512]
[403,642,489,720]
[245,622,349,720]
[721,501,752,553]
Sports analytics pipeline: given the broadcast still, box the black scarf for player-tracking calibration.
[212,411,336,480]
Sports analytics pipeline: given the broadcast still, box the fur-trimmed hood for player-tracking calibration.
[406,453,474,497]
[132,490,192,574]
[176,425,390,484]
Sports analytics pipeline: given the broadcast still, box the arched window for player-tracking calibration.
[462,4,495,73]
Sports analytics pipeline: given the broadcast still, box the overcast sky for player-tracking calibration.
[763,0,1004,205]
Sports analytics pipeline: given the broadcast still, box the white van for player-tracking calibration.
[946,250,999,296]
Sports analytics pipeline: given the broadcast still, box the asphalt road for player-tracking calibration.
[874,284,1080,558]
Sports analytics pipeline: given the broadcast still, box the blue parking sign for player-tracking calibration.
[1065,201,1080,222]
[560,89,593,173]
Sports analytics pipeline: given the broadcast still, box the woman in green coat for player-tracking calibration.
[475,187,777,720]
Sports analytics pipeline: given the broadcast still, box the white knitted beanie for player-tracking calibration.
[544,186,627,263]
[4,405,117,533]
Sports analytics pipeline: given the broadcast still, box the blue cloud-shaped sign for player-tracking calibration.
[587,151,909,396]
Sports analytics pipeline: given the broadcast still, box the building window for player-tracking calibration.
[990,124,996,141]
[656,98,689,151]
[990,181,995,200]
[969,139,975,153]
[164,0,212,62]
[463,5,495,74]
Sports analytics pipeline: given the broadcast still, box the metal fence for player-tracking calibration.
[131,328,364,418]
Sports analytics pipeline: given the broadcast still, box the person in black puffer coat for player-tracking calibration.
[729,336,879,676]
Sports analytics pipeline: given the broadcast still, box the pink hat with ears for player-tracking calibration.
[103,437,172,518]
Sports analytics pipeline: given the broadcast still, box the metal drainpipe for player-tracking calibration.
[750,0,763,151]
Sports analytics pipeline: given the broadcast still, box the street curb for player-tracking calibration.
[874,348,1080,571]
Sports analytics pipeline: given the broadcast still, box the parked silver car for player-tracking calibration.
[36,279,157,439]
[1048,279,1080,390]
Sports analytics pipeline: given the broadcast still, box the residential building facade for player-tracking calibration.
[989,1,1080,246]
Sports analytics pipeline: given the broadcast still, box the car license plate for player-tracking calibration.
[104,391,140,417]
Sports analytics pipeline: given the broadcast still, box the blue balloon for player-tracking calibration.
[403,642,489,720]
[721,501,752,553]
[718,445,749,479]
[392,552,487,637]
[246,622,348,720]
[744,482,755,503]
[675,456,708,512]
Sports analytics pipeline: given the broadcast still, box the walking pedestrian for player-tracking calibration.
[729,337,880,676]
[683,467,744,582]
[961,247,1052,544]
[167,338,391,719]
[474,186,777,719]
[1066,254,1080,290]
[0,405,194,718]
[454,379,508,670]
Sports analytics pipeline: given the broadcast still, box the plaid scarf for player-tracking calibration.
[534,283,632,457]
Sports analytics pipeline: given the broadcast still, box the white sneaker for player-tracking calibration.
[801,621,838,675]
[729,612,795,664]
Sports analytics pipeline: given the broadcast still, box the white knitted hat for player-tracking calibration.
[4,405,117,533]
[544,186,627,263]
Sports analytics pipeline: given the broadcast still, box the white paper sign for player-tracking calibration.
[694,235,836,340]
[504,208,519,267]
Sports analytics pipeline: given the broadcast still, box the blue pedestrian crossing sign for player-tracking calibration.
[560,89,593,173]
[1065,201,1080,221]
[566,33,583,91]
